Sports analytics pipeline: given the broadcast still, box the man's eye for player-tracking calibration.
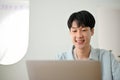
[72,30,77,32]
[82,30,86,31]
[82,29,87,31]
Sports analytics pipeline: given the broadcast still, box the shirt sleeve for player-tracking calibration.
[111,53,120,80]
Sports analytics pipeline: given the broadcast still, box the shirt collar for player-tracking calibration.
[89,47,99,61]
[71,46,99,61]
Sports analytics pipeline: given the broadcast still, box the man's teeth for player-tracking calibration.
[76,40,84,43]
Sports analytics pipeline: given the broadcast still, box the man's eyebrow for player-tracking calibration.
[71,27,77,29]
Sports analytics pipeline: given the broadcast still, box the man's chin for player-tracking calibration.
[75,45,85,49]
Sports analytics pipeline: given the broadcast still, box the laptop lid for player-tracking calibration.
[26,60,101,80]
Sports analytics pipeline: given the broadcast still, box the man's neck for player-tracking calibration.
[74,46,91,60]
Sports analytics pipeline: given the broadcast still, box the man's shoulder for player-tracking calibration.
[91,47,113,60]
[56,50,74,60]
[94,48,118,63]
[56,46,74,60]
[93,47,110,55]
[57,52,69,60]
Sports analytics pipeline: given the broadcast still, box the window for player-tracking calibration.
[0,1,29,65]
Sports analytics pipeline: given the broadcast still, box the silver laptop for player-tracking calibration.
[26,60,101,80]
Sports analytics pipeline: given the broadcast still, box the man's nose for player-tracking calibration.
[77,31,83,38]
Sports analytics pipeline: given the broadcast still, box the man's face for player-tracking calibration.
[70,21,94,49]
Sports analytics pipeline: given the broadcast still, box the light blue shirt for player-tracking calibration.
[57,46,120,80]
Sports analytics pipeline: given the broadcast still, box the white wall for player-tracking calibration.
[97,8,120,61]
[26,0,120,60]
[0,0,120,80]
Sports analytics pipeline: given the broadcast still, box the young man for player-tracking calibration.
[57,10,120,80]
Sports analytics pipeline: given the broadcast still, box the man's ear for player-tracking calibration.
[91,28,94,36]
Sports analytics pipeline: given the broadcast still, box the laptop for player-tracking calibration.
[26,60,101,80]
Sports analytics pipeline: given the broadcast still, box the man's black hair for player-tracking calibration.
[67,10,95,29]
